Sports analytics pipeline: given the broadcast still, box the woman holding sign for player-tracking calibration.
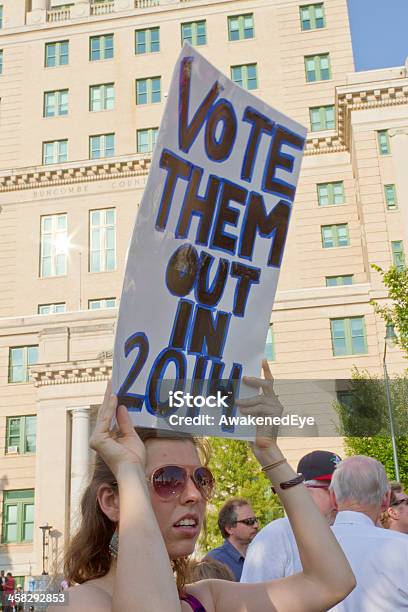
[51,361,355,612]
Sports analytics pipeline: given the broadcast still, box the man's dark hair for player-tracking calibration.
[218,498,249,539]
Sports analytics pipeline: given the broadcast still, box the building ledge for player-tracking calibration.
[31,358,112,386]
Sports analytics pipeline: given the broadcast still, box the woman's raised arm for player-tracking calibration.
[207,361,356,612]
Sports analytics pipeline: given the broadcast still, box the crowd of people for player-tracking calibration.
[0,571,24,612]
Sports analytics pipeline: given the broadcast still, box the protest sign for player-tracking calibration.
[112,43,307,438]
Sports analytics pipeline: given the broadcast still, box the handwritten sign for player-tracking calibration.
[112,44,306,438]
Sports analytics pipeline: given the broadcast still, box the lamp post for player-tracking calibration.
[39,523,53,575]
[382,324,400,481]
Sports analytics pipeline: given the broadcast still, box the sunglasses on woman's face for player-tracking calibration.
[234,517,259,526]
[149,465,215,501]
[391,497,408,507]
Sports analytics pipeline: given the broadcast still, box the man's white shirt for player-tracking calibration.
[329,510,408,611]
[241,510,408,611]
[240,517,302,582]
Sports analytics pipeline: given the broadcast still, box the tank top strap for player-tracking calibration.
[180,592,207,612]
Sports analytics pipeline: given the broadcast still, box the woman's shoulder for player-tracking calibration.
[48,581,112,612]
[183,579,216,612]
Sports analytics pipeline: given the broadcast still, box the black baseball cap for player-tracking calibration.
[297,450,341,482]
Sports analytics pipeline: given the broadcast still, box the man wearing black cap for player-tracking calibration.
[240,450,341,583]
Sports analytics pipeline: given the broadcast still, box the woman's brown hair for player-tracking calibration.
[64,427,210,592]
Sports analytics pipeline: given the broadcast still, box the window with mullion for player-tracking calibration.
[8,347,38,384]
[89,133,115,159]
[90,83,114,111]
[38,303,66,314]
[181,21,207,46]
[44,89,68,117]
[135,27,160,54]
[45,40,69,67]
[137,128,158,153]
[300,3,325,30]
[325,275,353,287]
[384,184,398,210]
[136,77,161,105]
[42,140,68,164]
[330,317,367,356]
[305,53,331,82]
[310,105,335,131]
[391,241,405,271]
[321,224,349,248]
[40,213,67,277]
[90,34,114,61]
[228,13,254,41]
[2,490,35,544]
[231,63,258,90]
[6,416,36,454]
[0,6,3,29]
[377,130,391,155]
[89,208,116,273]
[317,181,344,206]
[88,298,117,309]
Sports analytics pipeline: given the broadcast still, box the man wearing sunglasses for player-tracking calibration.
[386,483,408,535]
[206,498,259,581]
[241,450,341,582]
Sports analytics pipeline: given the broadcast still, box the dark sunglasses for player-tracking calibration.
[391,497,408,507]
[234,517,259,526]
[149,465,215,501]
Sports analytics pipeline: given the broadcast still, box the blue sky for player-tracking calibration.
[347,0,408,71]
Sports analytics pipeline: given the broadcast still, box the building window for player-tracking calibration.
[391,241,405,271]
[90,83,114,111]
[42,140,68,165]
[310,105,335,131]
[90,34,113,61]
[89,209,116,273]
[0,50,3,74]
[136,77,161,105]
[265,324,275,361]
[90,133,115,159]
[337,390,354,409]
[317,181,344,206]
[321,224,349,248]
[305,53,331,82]
[45,41,69,67]
[44,89,68,117]
[300,3,325,30]
[40,214,68,277]
[326,275,353,286]
[384,184,398,210]
[137,128,158,154]
[8,347,38,384]
[38,303,66,314]
[330,317,367,356]
[89,298,117,309]
[228,13,254,41]
[1,490,35,543]
[135,27,160,54]
[0,6,3,29]
[231,64,258,90]
[377,130,391,155]
[6,416,36,454]
[181,21,207,46]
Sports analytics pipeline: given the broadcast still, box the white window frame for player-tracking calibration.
[89,208,116,273]
[40,213,68,277]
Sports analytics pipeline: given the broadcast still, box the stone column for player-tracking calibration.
[389,128,408,249]
[70,407,91,532]
[26,0,47,24]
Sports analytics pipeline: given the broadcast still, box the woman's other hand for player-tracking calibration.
[89,381,146,478]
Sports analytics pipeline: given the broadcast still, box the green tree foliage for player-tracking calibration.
[371,264,408,357]
[199,438,283,553]
[335,368,408,486]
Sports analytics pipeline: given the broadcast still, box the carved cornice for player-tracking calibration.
[0,157,150,192]
[31,358,112,386]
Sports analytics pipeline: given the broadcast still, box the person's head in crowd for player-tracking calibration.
[297,450,342,525]
[330,455,390,524]
[188,557,235,582]
[65,428,212,591]
[218,498,259,551]
[383,482,408,534]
